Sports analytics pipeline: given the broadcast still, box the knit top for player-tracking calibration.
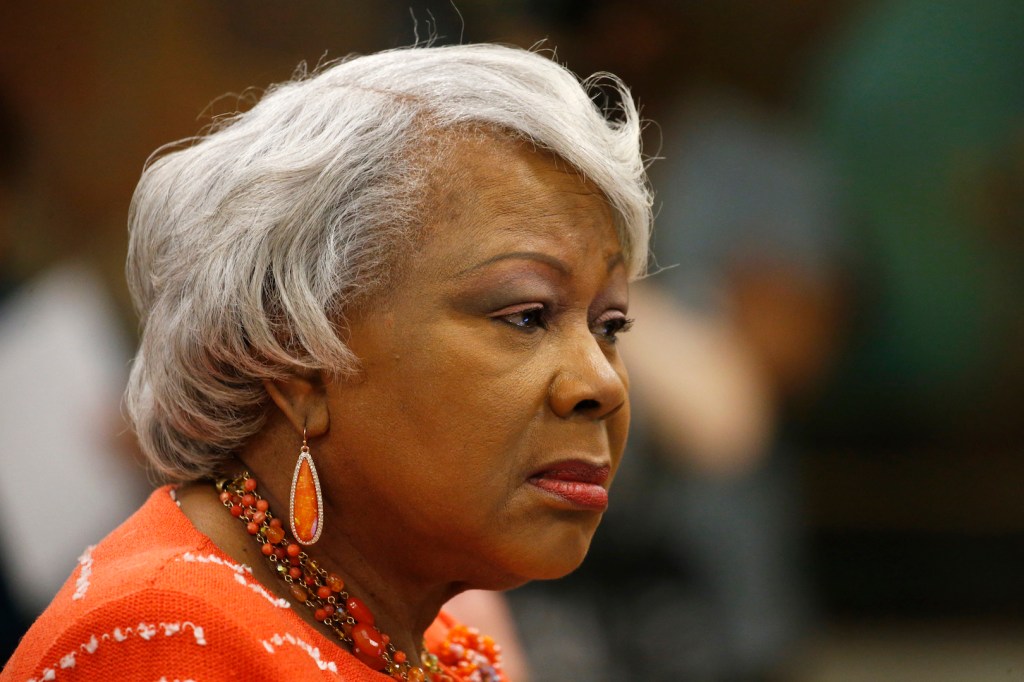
[2,486,471,681]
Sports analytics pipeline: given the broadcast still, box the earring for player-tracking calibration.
[289,428,323,545]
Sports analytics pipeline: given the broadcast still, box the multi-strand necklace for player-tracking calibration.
[216,473,504,682]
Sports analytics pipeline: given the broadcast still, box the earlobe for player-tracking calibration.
[263,373,330,438]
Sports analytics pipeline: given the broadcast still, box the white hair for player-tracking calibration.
[126,43,653,481]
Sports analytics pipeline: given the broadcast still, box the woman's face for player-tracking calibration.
[321,136,630,589]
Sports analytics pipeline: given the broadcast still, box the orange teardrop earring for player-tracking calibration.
[290,428,323,545]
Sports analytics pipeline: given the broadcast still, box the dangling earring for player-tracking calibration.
[290,428,323,545]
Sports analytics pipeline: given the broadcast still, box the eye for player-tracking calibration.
[592,313,634,343]
[492,304,547,332]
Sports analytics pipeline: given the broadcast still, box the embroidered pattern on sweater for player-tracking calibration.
[178,551,252,575]
[26,621,207,682]
[71,545,95,601]
[177,551,290,608]
[261,632,340,673]
[232,572,291,608]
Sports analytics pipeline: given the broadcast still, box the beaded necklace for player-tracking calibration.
[216,473,504,682]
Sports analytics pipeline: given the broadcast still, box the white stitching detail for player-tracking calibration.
[33,621,207,681]
[184,622,207,646]
[177,551,252,575]
[231,572,290,609]
[71,546,96,601]
[260,632,339,672]
[81,635,99,654]
[177,552,287,607]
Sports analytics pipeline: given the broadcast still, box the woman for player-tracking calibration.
[2,43,651,681]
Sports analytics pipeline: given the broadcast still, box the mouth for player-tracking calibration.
[528,460,611,512]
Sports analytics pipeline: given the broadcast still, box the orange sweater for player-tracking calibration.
[3,486,470,681]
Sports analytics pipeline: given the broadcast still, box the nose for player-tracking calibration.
[548,335,628,421]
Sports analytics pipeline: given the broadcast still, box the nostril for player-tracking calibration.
[574,398,601,412]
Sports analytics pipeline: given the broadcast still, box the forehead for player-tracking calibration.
[421,135,618,262]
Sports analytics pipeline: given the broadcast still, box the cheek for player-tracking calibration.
[350,329,548,473]
[408,374,544,485]
[400,329,546,434]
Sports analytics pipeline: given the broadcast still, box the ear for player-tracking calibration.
[263,372,330,439]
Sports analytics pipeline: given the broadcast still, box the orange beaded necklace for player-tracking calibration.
[216,473,505,682]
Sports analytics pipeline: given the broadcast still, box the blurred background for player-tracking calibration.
[1,1,1021,679]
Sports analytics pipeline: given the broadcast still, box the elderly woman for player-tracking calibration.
[3,44,650,681]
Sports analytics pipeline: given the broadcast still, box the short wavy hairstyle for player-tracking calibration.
[126,43,653,481]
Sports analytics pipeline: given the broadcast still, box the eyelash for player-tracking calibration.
[500,306,547,332]
[596,316,634,343]
[494,305,635,343]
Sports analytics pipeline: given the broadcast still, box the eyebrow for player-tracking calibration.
[458,250,626,278]
[457,251,570,277]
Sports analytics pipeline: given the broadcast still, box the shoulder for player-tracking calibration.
[3,585,278,681]
[3,488,385,681]
[4,587,388,681]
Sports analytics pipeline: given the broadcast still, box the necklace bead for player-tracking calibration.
[346,596,375,625]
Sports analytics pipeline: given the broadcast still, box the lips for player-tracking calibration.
[528,460,611,511]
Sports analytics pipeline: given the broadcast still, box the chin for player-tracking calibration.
[481,524,596,588]
[529,557,589,582]
[471,556,589,593]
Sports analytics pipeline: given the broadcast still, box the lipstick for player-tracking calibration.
[529,461,610,511]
